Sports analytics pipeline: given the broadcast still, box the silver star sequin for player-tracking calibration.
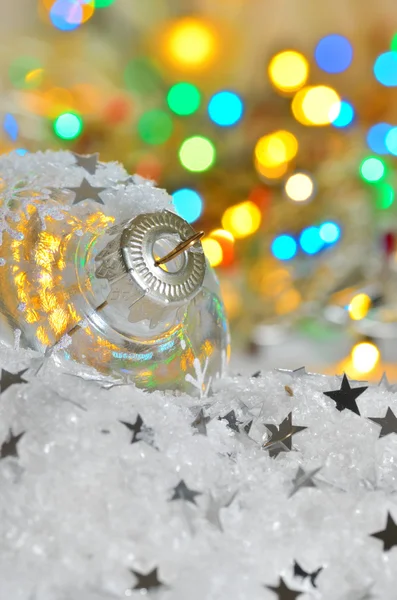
[289,466,321,497]
[72,152,99,175]
[378,372,397,393]
[205,491,237,531]
[66,178,106,205]
[369,407,397,438]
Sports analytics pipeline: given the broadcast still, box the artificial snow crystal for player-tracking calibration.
[1,342,397,599]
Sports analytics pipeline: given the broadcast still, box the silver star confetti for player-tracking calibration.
[72,152,99,175]
[0,429,25,459]
[127,567,164,593]
[218,410,241,432]
[66,178,106,205]
[370,512,397,551]
[369,407,397,438]
[170,480,202,505]
[289,466,321,497]
[0,368,27,394]
[265,576,303,599]
[276,366,309,378]
[263,413,307,457]
[205,491,237,531]
[323,374,368,416]
[378,372,397,393]
[191,408,211,436]
[293,561,323,588]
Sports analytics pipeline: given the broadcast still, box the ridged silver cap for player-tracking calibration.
[94,210,206,326]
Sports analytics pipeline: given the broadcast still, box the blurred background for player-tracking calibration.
[3,0,397,379]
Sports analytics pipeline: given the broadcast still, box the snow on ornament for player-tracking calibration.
[0,150,229,395]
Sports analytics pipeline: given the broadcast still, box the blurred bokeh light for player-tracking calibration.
[4,0,397,378]
[268,50,309,93]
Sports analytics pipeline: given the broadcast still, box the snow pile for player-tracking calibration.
[1,345,397,599]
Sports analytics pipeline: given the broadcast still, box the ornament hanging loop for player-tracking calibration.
[154,230,204,267]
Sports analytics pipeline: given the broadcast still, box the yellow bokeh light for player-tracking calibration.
[276,131,299,160]
[349,293,372,321]
[25,68,44,86]
[292,85,340,126]
[255,159,288,180]
[291,88,310,125]
[268,50,309,93]
[210,228,235,243]
[275,288,302,315]
[303,86,340,125]
[80,1,96,24]
[164,17,217,69]
[255,136,286,167]
[285,172,314,202]
[351,342,380,374]
[45,87,75,118]
[255,130,298,169]
[222,201,261,239]
[260,268,291,298]
[40,0,55,9]
[202,237,223,267]
[254,131,297,180]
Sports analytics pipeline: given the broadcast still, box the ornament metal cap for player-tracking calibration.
[94,210,206,325]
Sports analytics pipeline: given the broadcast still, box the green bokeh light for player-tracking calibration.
[179,136,216,172]
[391,33,397,52]
[360,157,386,183]
[9,56,42,89]
[54,112,83,140]
[94,0,116,6]
[138,110,173,145]
[376,183,395,209]
[167,82,201,116]
[124,58,162,95]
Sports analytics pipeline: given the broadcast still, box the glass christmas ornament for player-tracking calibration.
[0,151,229,395]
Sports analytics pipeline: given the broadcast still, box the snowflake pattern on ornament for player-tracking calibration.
[0,206,21,245]
[0,180,68,247]
[19,190,69,231]
[185,356,212,399]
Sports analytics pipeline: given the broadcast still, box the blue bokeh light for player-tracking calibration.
[374,52,397,86]
[315,34,353,74]
[319,221,341,244]
[172,188,203,223]
[385,127,397,155]
[331,101,354,128]
[3,114,18,141]
[271,235,297,261]
[15,148,28,156]
[367,123,393,154]
[208,91,244,127]
[299,226,324,255]
[50,0,82,31]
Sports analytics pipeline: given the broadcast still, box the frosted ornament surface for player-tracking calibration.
[0,151,229,395]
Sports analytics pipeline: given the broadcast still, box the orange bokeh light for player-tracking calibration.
[135,155,162,181]
[209,229,235,266]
